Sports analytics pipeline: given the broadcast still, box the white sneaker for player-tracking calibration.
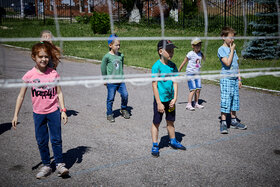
[36,165,52,179]
[56,163,69,177]
[186,103,195,111]
[195,103,204,109]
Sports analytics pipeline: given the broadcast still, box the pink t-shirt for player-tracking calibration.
[22,67,60,114]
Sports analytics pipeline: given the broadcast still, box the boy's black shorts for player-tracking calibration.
[153,99,175,124]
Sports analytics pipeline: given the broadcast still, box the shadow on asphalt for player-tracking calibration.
[63,146,91,169]
[113,106,133,118]
[32,146,91,171]
[0,122,20,135]
[178,99,207,105]
[66,110,79,117]
[158,132,186,149]
[0,123,12,135]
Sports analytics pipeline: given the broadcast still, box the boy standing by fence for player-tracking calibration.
[218,26,247,134]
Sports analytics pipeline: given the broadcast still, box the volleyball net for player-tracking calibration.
[0,0,280,89]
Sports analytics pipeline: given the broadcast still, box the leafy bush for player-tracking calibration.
[75,15,91,24]
[180,0,199,19]
[75,16,82,23]
[38,18,54,26]
[45,18,55,25]
[90,12,110,34]
[165,17,179,27]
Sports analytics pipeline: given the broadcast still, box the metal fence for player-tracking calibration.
[0,0,271,34]
[197,0,268,34]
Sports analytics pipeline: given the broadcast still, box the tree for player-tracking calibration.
[166,0,179,10]
[242,0,280,59]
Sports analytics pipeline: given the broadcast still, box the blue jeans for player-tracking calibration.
[33,109,63,165]
[106,83,128,115]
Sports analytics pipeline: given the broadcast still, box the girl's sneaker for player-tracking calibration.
[36,165,52,179]
[56,163,69,177]
[186,103,195,111]
[195,103,204,109]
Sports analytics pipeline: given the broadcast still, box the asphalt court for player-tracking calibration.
[0,45,280,186]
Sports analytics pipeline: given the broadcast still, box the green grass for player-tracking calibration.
[242,76,280,91]
[1,20,280,91]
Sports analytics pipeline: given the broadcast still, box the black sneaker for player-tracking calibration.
[120,109,130,119]
[107,114,115,123]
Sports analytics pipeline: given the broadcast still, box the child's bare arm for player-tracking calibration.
[238,69,242,89]
[152,81,164,113]
[178,57,188,72]
[201,52,205,61]
[12,87,27,129]
[57,86,68,125]
[170,82,178,108]
[221,43,236,67]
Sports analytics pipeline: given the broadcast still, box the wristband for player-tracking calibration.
[61,108,67,112]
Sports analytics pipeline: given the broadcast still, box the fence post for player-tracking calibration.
[70,0,72,23]
[43,0,45,25]
[118,1,120,23]
[224,0,227,27]
[183,0,185,29]
[147,0,149,24]
[20,0,24,18]
[88,0,91,13]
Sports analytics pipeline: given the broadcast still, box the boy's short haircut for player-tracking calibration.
[220,26,236,37]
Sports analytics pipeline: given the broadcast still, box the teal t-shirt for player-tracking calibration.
[101,52,124,79]
[151,59,178,102]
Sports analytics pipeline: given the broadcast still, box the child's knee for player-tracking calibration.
[152,123,160,128]
[166,120,174,126]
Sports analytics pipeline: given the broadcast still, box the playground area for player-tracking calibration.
[0,45,279,186]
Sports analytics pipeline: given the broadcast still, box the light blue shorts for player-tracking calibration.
[187,74,202,91]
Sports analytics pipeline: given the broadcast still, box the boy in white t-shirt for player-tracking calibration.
[178,37,205,111]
